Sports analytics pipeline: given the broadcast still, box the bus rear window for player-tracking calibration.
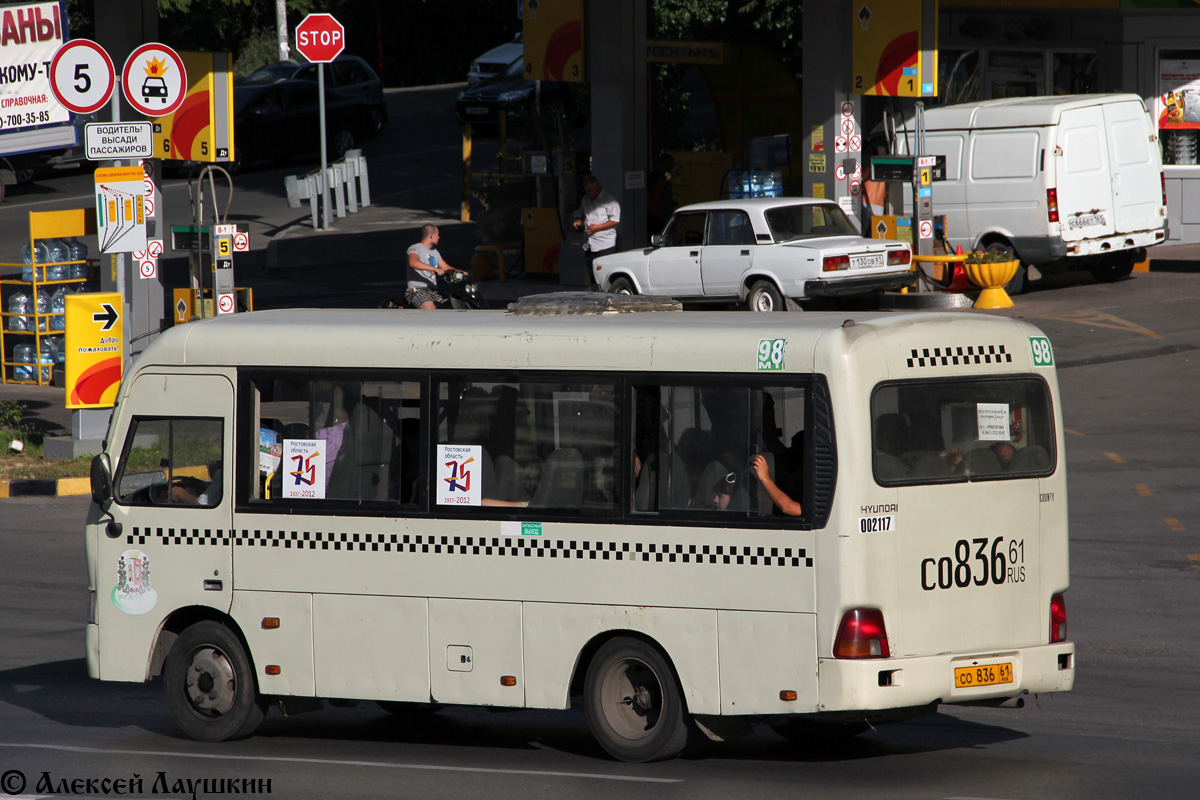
[872,377,1054,485]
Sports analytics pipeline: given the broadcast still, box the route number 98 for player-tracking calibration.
[1030,336,1054,367]
[758,338,786,371]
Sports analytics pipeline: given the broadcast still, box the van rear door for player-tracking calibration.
[1103,100,1164,234]
[1055,106,1116,241]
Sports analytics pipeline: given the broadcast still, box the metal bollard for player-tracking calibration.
[326,163,347,219]
[285,171,321,228]
[357,153,370,207]
[339,156,358,214]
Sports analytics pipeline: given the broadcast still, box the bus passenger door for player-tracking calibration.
[96,373,234,682]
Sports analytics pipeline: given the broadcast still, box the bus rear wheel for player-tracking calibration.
[584,637,691,762]
[164,621,266,742]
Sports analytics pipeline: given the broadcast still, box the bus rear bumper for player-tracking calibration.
[816,641,1075,713]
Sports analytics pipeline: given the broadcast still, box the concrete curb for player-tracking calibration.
[1,476,90,499]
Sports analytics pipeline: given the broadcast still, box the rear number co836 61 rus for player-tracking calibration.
[921,537,1026,591]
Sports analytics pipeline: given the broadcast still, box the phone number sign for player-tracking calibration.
[0,2,72,130]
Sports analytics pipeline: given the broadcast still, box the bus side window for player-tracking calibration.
[251,377,416,505]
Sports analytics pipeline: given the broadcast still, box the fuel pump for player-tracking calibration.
[170,165,246,320]
[870,104,946,290]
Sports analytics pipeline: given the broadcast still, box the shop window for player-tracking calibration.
[938,50,980,105]
[1157,50,1200,166]
[1052,52,1098,95]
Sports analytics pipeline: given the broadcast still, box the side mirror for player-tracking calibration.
[90,453,113,507]
[650,235,663,247]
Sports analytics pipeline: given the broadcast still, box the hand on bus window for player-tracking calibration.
[752,454,801,517]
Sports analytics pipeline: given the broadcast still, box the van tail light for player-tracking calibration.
[1046,188,1059,223]
[1161,172,1167,207]
[823,254,849,272]
[834,608,891,658]
[1050,593,1068,643]
[888,249,911,266]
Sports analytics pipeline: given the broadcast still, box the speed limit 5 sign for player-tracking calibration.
[50,39,116,114]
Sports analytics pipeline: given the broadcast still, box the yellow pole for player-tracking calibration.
[461,124,472,222]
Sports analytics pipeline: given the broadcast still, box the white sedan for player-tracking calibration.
[594,197,915,311]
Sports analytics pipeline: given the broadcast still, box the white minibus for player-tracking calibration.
[85,298,1074,762]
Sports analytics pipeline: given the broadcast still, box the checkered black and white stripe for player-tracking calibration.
[128,528,813,568]
[907,344,1012,368]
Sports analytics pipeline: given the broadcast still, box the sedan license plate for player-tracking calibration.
[850,253,886,269]
[954,662,1013,689]
[466,107,489,116]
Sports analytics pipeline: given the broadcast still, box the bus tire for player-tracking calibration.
[584,637,691,762]
[164,621,266,742]
[609,277,636,296]
[747,280,784,313]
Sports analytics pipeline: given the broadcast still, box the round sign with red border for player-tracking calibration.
[849,179,862,196]
[50,39,116,114]
[849,134,862,152]
[217,293,235,314]
[122,43,187,117]
[148,240,164,258]
[140,259,157,279]
[841,101,854,117]
[919,219,934,239]
[233,232,249,252]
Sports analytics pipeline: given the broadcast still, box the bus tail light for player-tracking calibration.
[1162,171,1167,208]
[834,608,890,658]
[823,254,850,272]
[1047,188,1060,223]
[887,249,911,266]
[1050,593,1068,643]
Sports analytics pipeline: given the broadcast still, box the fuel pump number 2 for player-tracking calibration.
[921,537,1026,591]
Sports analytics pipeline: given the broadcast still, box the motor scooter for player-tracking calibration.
[380,270,484,310]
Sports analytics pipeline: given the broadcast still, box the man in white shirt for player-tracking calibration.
[572,175,621,285]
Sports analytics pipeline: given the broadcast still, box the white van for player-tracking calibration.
[892,93,1167,291]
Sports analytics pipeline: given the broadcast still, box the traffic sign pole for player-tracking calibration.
[318,67,330,230]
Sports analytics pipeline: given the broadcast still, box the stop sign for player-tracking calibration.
[295,13,345,63]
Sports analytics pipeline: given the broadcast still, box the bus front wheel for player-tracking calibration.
[164,621,266,742]
[584,637,691,762]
